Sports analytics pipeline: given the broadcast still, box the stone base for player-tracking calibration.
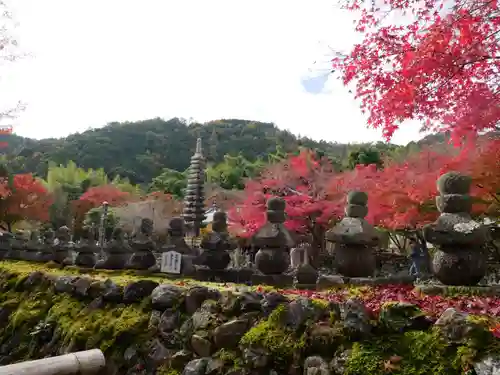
[295,283,317,290]
[415,283,500,297]
[251,274,293,288]
[316,275,345,290]
[195,268,253,284]
[347,274,416,285]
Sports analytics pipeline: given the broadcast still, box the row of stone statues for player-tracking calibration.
[248,171,491,286]
[0,171,491,286]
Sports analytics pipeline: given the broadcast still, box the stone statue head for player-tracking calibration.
[43,229,54,243]
[167,217,185,237]
[345,191,368,218]
[140,218,154,236]
[112,227,124,241]
[266,197,286,223]
[56,226,71,241]
[435,172,472,214]
[212,211,228,232]
[81,226,92,240]
[29,231,40,241]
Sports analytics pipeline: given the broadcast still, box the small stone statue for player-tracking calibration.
[289,242,318,285]
[0,232,12,260]
[24,231,43,261]
[198,211,236,270]
[53,226,72,264]
[163,217,196,255]
[95,227,132,270]
[423,172,489,286]
[150,217,196,274]
[126,218,157,270]
[252,197,294,275]
[36,229,56,262]
[5,231,25,260]
[73,226,97,268]
[326,191,379,277]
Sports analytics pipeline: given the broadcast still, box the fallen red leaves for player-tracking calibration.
[277,284,500,318]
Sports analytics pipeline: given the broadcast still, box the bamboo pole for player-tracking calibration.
[0,349,105,375]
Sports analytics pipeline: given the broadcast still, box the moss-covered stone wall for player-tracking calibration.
[0,261,498,375]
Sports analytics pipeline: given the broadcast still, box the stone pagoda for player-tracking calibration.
[183,138,206,237]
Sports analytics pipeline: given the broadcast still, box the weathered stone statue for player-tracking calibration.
[24,231,43,261]
[73,226,97,268]
[326,191,379,277]
[0,232,12,260]
[423,172,489,286]
[36,229,55,262]
[126,218,157,270]
[150,217,196,274]
[95,227,131,270]
[198,211,236,270]
[53,226,72,264]
[289,242,318,285]
[5,231,25,260]
[163,217,195,255]
[252,197,294,275]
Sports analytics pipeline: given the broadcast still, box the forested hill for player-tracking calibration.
[1,117,437,184]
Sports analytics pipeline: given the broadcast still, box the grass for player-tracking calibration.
[0,260,238,290]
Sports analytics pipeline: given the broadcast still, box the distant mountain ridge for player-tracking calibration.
[0,117,465,184]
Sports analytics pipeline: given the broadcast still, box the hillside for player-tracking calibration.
[0,118,381,183]
[1,117,466,185]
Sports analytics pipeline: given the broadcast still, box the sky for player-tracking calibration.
[2,0,425,145]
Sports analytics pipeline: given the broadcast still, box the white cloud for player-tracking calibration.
[4,0,424,145]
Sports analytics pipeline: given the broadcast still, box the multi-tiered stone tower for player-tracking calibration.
[183,138,206,237]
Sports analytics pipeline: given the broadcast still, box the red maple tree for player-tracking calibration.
[332,0,500,141]
[72,185,132,227]
[326,137,500,231]
[0,173,53,231]
[228,150,337,259]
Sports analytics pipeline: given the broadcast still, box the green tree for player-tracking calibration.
[206,154,265,190]
[347,147,383,169]
[149,168,187,199]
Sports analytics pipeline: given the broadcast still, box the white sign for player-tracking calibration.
[161,251,182,274]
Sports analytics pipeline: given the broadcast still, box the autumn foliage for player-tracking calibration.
[332,0,500,141]
[231,138,500,236]
[72,185,132,225]
[228,150,337,238]
[0,173,52,230]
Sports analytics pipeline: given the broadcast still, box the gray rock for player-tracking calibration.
[213,319,248,349]
[182,358,209,375]
[158,309,180,334]
[123,280,159,303]
[151,284,184,310]
[475,356,500,375]
[434,307,486,344]
[330,349,352,375]
[54,276,78,294]
[190,334,212,357]
[304,356,330,375]
[185,286,221,314]
[72,277,92,298]
[342,299,372,337]
[243,348,269,369]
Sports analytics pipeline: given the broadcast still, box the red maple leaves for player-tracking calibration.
[72,185,131,224]
[231,138,499,235]
[333,0,500,141]
[0,173,53,230]
[228,150,337,237]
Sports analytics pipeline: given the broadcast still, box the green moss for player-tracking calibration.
[46,294,151,352]
[156,365,181,375]
[344,330,496,375]
[240,304,305,370]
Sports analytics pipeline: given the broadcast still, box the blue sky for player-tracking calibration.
[3,0,425,145]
